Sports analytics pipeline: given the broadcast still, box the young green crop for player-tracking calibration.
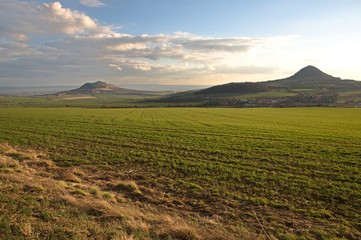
[0,107,360,239]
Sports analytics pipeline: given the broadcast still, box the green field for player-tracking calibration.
[0,108,360,239]
[0,94,168,108]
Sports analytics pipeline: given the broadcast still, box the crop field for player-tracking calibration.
[0,94,163,108]
[0,107,360,239]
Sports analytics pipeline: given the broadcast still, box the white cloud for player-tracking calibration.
[108,43,148,51]
[109,64,123,71]
[101,33,274,63]
[108,57,155,72]
[79,0,105,8]
[0,1,110,39]
[0,1,293,85]
[0,41,45,62]
[42,2,100,34]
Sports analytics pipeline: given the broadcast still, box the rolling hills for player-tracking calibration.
[1,66,361,108]
[155,66,361,107]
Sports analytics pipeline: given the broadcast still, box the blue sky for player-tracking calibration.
[1,0,361,86]
[52,0,361,37]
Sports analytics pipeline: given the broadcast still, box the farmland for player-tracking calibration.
[0,94,165,108]
[0,107,361,239]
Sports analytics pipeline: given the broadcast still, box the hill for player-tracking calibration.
[267,65,361,90]
[68,81,119,93]
[287,65,337,80]
[2,66,360,108]
[61,81,173,97]
[63,81,143,95]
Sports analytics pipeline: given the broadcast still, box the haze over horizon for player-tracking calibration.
[1,0,361,87]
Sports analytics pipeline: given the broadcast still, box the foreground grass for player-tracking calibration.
[0,143,239,239]
[0,108,360,239]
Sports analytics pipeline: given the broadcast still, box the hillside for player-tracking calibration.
[197,65,361,93]
[195,82,269,95]
[154,66,361,107]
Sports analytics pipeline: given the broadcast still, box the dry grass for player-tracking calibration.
[113,180,142,195]
[0,142,255,239]
[154,214,200,240]
[57,171,82,183]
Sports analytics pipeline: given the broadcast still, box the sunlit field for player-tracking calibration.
[0,108,360,239]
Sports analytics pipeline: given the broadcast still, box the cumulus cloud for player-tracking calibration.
[42,2,100,34]
[181,38,266,52]
[109,59,152,72]
[0,1,293,85]
[0,0,110,39]
[80,0,105,8]
[108,43,148,51]
[0,42,36,61]
[102,33,270,63]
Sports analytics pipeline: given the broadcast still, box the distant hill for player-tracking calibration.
[287,65,337,80]
[61,81,166,96]
[195,65,358,95]
[267,66,361,90]
[72,81,118,93]
[64,81,134,94]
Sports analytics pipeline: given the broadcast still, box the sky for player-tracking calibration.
[1,0,361,86]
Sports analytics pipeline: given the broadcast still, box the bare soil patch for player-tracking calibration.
[62,96,97,100]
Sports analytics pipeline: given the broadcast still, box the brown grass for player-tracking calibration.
[57,171,82,183]
[113,180,142,195]
[0,142,258,239]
